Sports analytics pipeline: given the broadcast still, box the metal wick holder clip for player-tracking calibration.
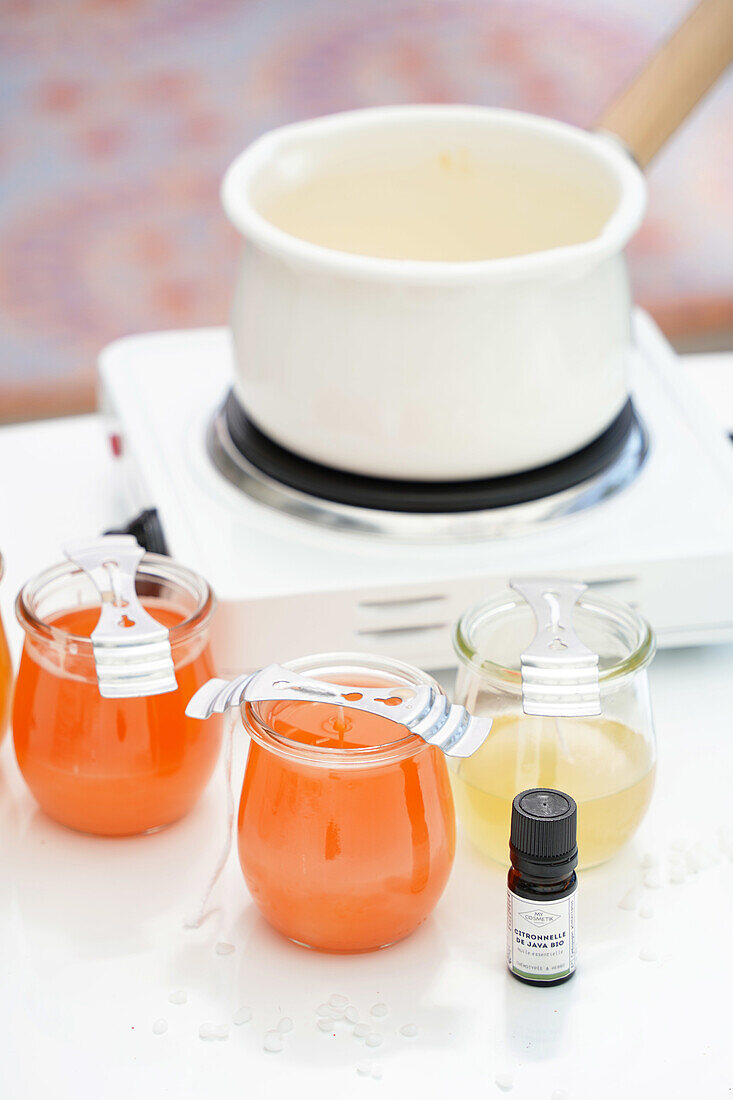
[64,535,177,699]
[186,665,493,758]
[510,579,601,718]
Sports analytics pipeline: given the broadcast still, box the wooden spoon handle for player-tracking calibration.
[595,0,733,168]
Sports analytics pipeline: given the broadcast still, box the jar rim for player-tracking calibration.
[15,552,215,649]
[453,587,655,690]
[244,651,442,767]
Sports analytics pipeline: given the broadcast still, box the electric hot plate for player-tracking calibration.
[98,312,733,670]
[208,393,648,539]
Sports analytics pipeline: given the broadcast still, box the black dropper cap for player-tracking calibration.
[510,788,578,880]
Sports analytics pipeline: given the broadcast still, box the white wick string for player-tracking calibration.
[553,715,574,762]
[184,709,236,930]
[103,560,124,608]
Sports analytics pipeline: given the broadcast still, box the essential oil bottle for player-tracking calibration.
[506,788,578,986]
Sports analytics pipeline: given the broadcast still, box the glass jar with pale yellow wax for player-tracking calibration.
[451,581,656,869]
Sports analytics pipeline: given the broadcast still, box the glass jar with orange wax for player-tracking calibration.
[237,654,456,953]
[13,551,222,836]
[0,553,13,746]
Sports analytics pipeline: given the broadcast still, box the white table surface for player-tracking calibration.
[1,358,732,1100]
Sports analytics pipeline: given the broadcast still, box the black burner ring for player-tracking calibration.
[223,394,638,514]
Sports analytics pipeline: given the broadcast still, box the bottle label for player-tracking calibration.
[506,888,577,981]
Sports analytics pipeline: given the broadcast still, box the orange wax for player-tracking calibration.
[0,613,11,746]
[13,602,222,836]
[238,697,455,953]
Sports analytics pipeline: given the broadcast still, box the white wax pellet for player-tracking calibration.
[233,1006,252,1026]
[318,1018,335,1033]
[639,852,658,869]
[330,1008,345,1020]
[215,942,235,955]
[277,1017,293,1034]
[167,989,187,1006]
[639,947,659,963]
[344,1005,359,1023]
[639,903,654,920]
[356,1063,372,1077]
[618,889,641,911]
[152,1018,168,1035]
[399,1024,419,1038]
[370,1003,388,1018]
[669,868,686,885]
[551,1090,569,1100]
[329,993,349,1008]
[263,1030,284,1053]
[353,1023,371,1038]
[316,1004,332,1016]
[495,1073,514,1091]
[199,1023,229,1041]
[643,871,662,890]
[365,1033,382,1047]
[372,1065,383,1080]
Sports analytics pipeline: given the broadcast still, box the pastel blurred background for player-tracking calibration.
[1,0,731,422]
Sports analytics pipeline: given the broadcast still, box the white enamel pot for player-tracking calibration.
[221,2,731,482]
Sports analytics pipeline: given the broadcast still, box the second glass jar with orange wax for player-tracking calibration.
[13,552,222,836]
[238,654,456,953]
